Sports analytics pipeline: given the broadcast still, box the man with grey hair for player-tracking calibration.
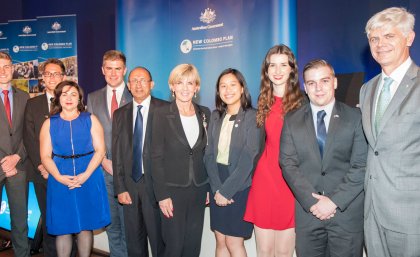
[359,7,420,257]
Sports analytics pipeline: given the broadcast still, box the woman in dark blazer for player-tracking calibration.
[204,68,263,257]
[150,64,210,257]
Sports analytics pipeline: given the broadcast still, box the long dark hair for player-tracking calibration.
[50,80,85,115]
[215,68,252,116]
[256,44,303,127]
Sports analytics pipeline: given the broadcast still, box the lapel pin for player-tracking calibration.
[334,114,339,118]
[235,124,238,128]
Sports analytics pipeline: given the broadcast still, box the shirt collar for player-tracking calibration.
[310,98,335,116]
[107,81,125,94]
[382,57,412,85]
[133,95,151,109]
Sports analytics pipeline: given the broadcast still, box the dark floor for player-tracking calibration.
[0,248,107,257]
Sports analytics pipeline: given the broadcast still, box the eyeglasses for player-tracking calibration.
[129,78,151,85]
[43,72,64,78]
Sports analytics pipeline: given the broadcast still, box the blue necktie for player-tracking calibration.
[375,77,393,134]
[316,110,327,157]
[132,105,143,182]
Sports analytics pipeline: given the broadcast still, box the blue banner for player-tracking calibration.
[0,182,41,239]
[117,0,296,108]
[37,15,78,83]
[7,19,38,93]
[0,23,9,53]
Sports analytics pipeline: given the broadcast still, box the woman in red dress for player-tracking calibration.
[244,45,304,257]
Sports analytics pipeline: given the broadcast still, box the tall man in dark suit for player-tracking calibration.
[280,59,367,257]
[23,58,66,256]
[360,7,420,257]
[87,50,131,257]
[112,67,166,257]
[0,51,30,257]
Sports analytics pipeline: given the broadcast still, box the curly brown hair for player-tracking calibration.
[256,45,303,127]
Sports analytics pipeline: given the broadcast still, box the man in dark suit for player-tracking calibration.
[280,59,367,257]
[86,50,131,257]
[112,67,166,257]
[0,51,30,257]
[360,7,420,257]
[23,58,66,256]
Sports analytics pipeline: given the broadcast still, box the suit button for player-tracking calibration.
[374,151,379,156]
[9,133,12,136]
[189,151,193,155]
[321,172,326,176]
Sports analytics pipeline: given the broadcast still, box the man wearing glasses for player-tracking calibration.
[86,50,131,257]
[112,67,167,257]
[23,58,72,256]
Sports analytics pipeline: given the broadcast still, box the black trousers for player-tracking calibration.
[123,177,164,257]
[160,185,207,257]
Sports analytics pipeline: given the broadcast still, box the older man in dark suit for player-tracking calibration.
[112,67,167,257]
[0,51,30,257]
[280,59,367,257]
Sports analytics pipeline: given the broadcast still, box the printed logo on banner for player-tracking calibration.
[12,45,20,53]
[180,39,192,53]
[182,7,233,54]
[52,22,62,31]
[200,8,216,24]
[23,26,32,34]
[41,43,49,50]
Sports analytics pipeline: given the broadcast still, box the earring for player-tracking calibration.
[194,91,197,98]
[172,91,175,98]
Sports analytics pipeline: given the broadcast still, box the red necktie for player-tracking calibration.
[111,89,118,118]
[3,90,11,127]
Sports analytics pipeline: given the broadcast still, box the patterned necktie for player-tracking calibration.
[375,77,393,133]
[2,90,11,127]
[111,89,118,118]
[132,105,143,182]
[316,110,327,157]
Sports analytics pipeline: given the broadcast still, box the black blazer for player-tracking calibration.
[112,97,168,204]
[0,87,30,176]
[150,101,211,202]
[23,94,50,183]
[204,108,263,199]
[280,101,367,232]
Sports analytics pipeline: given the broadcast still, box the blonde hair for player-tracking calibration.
[366,7,415,37]
[168,64,201,87]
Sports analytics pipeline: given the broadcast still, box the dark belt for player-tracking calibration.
[52,151,94,159]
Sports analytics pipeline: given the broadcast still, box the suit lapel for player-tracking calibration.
[323,102,341,160]
[377,63,418,135]
[365,75,381,141]
[167,102,190,149]
[192,103,205,149]
[304,105,322,160]
[0,90,11,132]
[228,108,245,164]
[211,111,224,159]
[100,87,111,123]
[120,86,132,107]
[11,87,21,132]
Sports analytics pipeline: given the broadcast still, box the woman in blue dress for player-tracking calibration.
[40,81,110,257]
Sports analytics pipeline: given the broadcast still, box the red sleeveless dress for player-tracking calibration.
[244,97,295,229]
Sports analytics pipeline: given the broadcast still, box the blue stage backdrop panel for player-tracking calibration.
[117,0,297,108]
[0,182,41,239]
